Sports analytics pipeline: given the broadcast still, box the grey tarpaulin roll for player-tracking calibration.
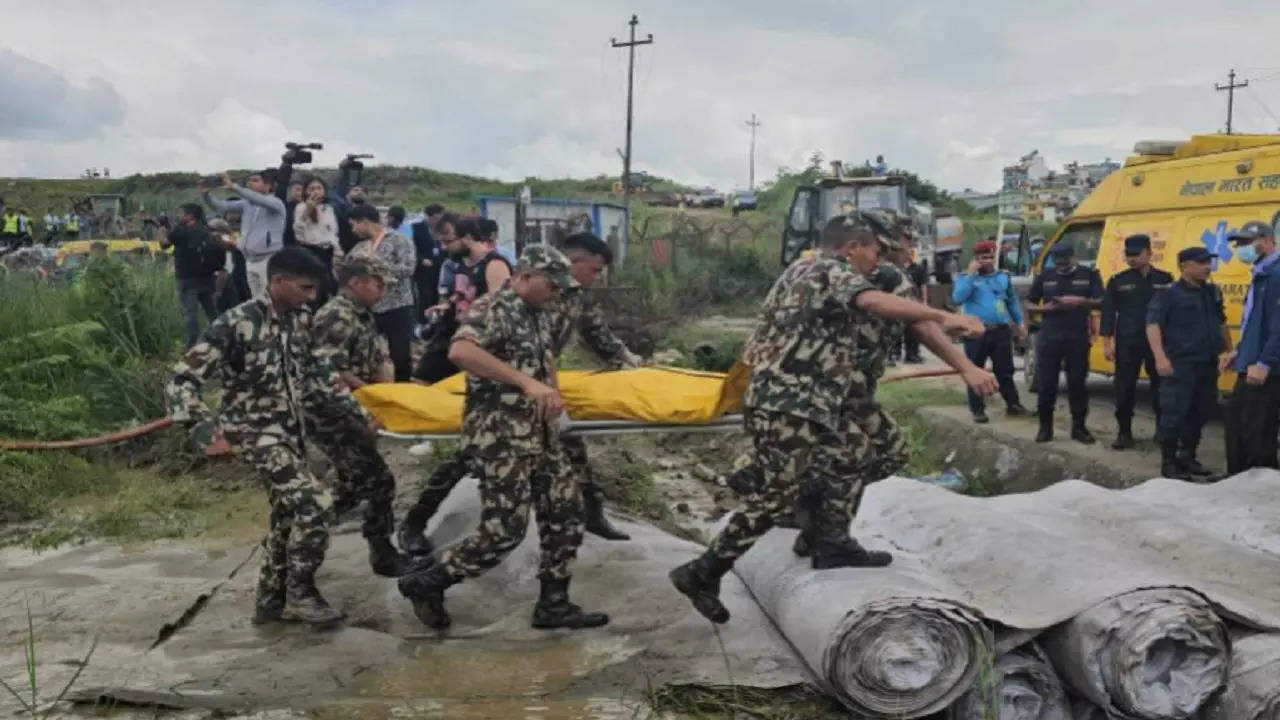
[952,643,1069,720]
[1040,588,1229,720]
[1071,696,1109,720]
[1205,633,1280,719]
[733,528,990,717]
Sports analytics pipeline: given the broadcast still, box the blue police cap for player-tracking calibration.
[1049,240,1074,257]
[1123,234,1151,254]
[1177,246,1214,264]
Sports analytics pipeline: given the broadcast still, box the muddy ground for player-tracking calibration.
[2,353,1191,719]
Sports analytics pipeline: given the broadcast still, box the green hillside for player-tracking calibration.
[0,166,652,223]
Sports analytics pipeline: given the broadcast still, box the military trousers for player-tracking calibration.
[845,392,907,514]
[1113,336,1161,425]
[1036,331,1090,422]
[1158,360,1217,457]
[310,420,397,540]
[708,409,870,564]
[238,439,333,597]
[440,441,585,582]
[409,435,599,527]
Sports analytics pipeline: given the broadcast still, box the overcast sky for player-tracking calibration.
[3,0,1280,193]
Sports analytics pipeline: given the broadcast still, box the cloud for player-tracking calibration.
[0,49,124,141]
[2,0,1280,198]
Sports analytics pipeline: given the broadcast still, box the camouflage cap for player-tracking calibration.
[336,254,396,283]
[519,244,580,292]
[859,210,902,251]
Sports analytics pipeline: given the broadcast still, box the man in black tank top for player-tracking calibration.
[469,218,513,297]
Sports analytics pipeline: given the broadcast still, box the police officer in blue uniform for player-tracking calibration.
[1146,246,1231,480]
[1100,234,1175,449]
[1026,240,1104,443]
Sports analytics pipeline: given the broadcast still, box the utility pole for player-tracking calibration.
[745,113,761,190]
[1216,68,1249,135]
[611,14,653,216]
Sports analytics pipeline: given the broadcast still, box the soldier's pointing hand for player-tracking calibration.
[941,313,985,339]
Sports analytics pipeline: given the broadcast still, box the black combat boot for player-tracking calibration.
[811,535,893,570]
[583,483,630,541]
[1006,402,1028,417]
[368,535,433,577]
[1035,415,1054,443]
[1177,452,1215,481]
[398,564,457,629]
[251,589,285,625]
[285,573,345,625]
[1111,419,1134,450]
[1071,421,1095,445]
[1161,441,1190,480]
[397,505,435,557]
[669,552,734,624]
[531,578,610,629]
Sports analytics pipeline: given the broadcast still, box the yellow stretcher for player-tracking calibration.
[358,365,749,439]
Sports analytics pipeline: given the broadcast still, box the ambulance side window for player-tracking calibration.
[1044,221,1104,270]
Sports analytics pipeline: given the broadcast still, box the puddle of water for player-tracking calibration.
[362,634,636,699]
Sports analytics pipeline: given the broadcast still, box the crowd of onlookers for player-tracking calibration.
[157,151,518,385]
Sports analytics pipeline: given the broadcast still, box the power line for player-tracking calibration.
[1245,86,1280,130]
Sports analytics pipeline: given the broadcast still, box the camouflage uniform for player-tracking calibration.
[405,285,639,529]
[707,251,878,562]
[166,297,363,599]
[438,284,584,582]
[851,260,913,484]
[311,288,396,540]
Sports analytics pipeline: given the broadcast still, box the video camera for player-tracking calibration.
[284,141,323,165]
[341,153,374,172]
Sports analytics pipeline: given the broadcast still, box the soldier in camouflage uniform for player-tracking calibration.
[398,245,610,631]
[670,213,996,624]
[398,233,641,556]
[166,247,366,625]
[310,256,427,578]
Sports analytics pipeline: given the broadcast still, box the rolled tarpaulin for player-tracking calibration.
[1204,633,1280,720]
[952,643,1069,720]
[733,529,990,718]
[1070,696,1108,720]
[1041,588,1229,720]
[825,597,990,716]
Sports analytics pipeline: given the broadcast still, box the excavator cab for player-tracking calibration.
[779,174,912,265]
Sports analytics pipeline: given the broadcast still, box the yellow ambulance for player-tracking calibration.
[1022,134,1280,391]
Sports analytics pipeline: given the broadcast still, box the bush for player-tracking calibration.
[0,258,183,440]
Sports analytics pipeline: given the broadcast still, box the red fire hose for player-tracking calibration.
[0,369,959,451]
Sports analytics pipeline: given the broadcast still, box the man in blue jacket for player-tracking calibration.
[952,240,1028,423]
[1223,221,1280,474]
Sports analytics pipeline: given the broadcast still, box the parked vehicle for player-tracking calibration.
[731,190,758,214]
[694,187,724,208]
[1017,133,1280,391]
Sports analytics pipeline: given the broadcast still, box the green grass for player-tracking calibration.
[0,449,213,550]
[648,685,849,719]
[878,379,966,479]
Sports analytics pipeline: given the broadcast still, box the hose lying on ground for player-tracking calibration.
[1040,588,1229,720]
[1204,633,1280,720]
[951,643,1069,720]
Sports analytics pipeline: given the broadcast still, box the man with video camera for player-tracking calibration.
[333,153,373,254]
[275,142,322,249]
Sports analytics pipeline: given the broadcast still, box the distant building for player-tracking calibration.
[997,152,1119,222]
